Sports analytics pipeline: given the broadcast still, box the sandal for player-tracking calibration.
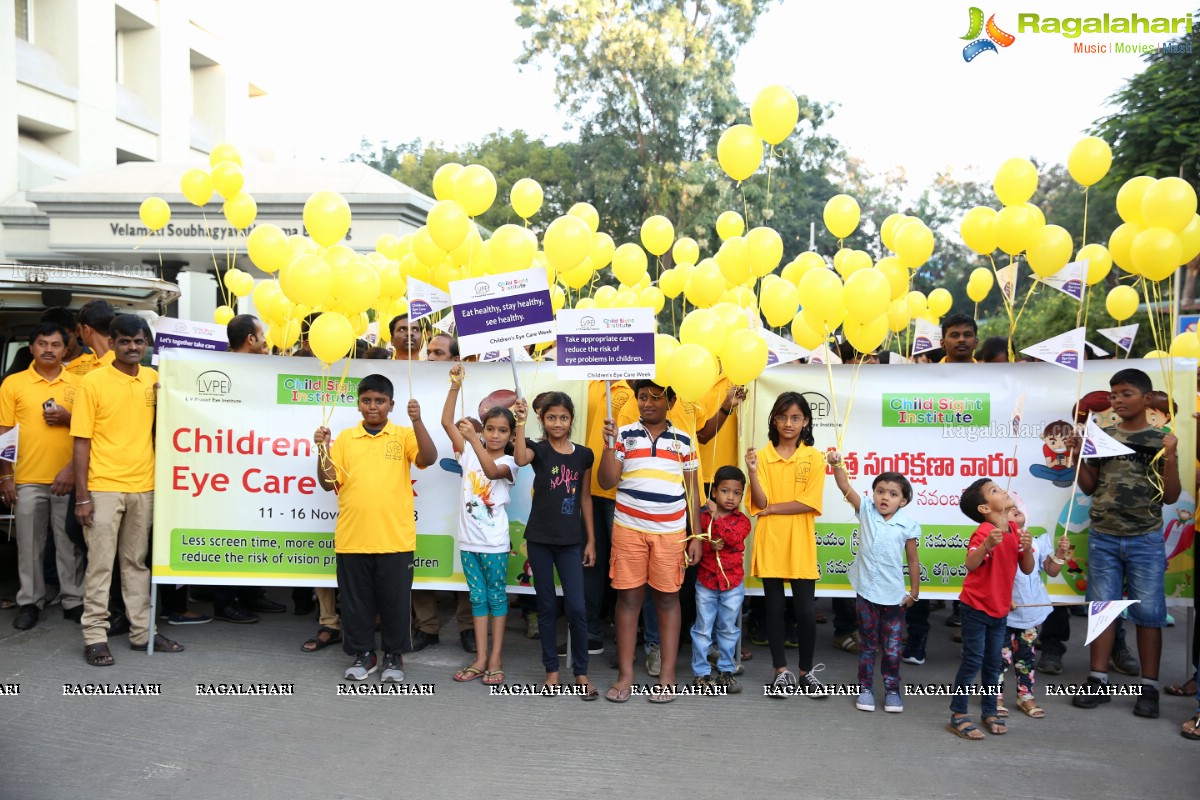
[946,715,984,740]
[577,681,600,701]
[454,666,486,682]
[134,633,184,652]
[481,669,505,685]
[982,715,1007,735]
[605,685,631,703]
[1165,675,1198,697]
[741,648,753,661]
[647,684,676,704]
[1017,697,1045,718]
[84,642,114,667]
[301,626,342,653]
[1182,713,1200,741]
[995,698,1009,718]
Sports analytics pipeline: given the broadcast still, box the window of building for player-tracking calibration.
[15,0,30,40]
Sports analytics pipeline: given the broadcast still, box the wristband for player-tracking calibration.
[720,406,732,416]
[76,499,93,506]
[0,475,11,482]
[1049,555,1066,565]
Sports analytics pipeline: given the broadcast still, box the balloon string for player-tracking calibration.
[741,185,750,230]
[1011,276,1040,332]
[765,147,774,213]
[821,326,842,439]
[838,357,864,451]
[1081,187,1089,248]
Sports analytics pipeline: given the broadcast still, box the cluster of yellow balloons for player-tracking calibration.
[655,304,769,402]
[716,85,800,183]
[1109,175,1200,282]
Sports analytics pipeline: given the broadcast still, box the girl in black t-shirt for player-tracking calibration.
[513,392,598,699]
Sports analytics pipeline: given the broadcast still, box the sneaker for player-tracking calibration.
[832,632,860,654]
[344,652,378,681]
[1132,684,1159,718]
[902,637,926,665]
[693,673,716,691]
[645,642,662,678]
[166,612,212,625]
[214,605,259,624]
[1038,652,1063,675]
[380,653,405,684]
[717,671,742,694]
[946,609,962,627]
[587,639,604,655]
[1072,676,1113,709]
[525,612,539,639]
[1110,647,1140,676]
[768,670,797,698]
[798,665,830,698]
[748,619,768,646]
[855,689,876,712]
[883,690,904,713]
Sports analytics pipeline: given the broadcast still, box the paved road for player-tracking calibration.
[1,571,1196,800]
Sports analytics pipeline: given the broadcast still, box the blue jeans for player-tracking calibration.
[527,541,588,675]
[691,583,744,676]
[949,603,1007,717]
[642,593,660,651]
[1086,529,1167,628]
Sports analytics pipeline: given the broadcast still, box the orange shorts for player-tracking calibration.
[609,522,686,593]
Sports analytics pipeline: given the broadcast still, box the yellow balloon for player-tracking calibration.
[790,312,824,350]
[594,285,618,308]
[247,224,288,274]
[843,314,888,354]
[834,248,872,278]
[1116,176,1155,225]
[613,289,638,309]
[139,197,170,232]
[652,333,680,383]
[272,319,301,350]
[432,163,463,202]
[875,256,909,300]
[712,302,748,332]
[1108,222,1143,273]
[180,168,213,207]
[225,269,254,298]
[905,290,927,315]
[667,343,719,403]
[214,305,235,325]
[1076,243,1112,286]
[488,224,536,272]
[721,328,769,385]
[886,299,911,332]
[717,124,763,182]
[880,213,907,252]
[639,286,665,313]
[970,267,994,294]
[684,260,725,308]
[281,254,334,307]
[510,178,544,220]
[680,308,728,357]
[760,280,799,327]
[715,237,750,285]
[1180,215,1200,263]
[1026,224,1074,277]
[412,226,447,269]
[453,165,497,217]
[568,202,600,233]
[823,194,861,239]
[993,157,1038,206]
[1106,284,1139,321]
[750,84,800,145]
[590,232,616,270]
[558,264,592,290]
[211,160,244,200]
[208,143,242,168]
[895,221,935,268]
[927,287,953,317]
[716,211,745,241]
[574,297,596,310]
[223,192,257,230]
[672,237,700,266]
[303,190,351,247]
[960,206,998,255]
[782,252,824,287]
[543,215,592,272]
[308,312,355,365]
[377,261,406,299]
[336,263,381,314]
[966,277,989,303]
[1067,136,1112,187]
[252,279,282,314]
[427,200,470,251]
[640,216,674,257]
[745,227,784,277]
[1131,227,1183,282]
[1142,177,1198,233]
[1023,202,1047,230]
[659,268,684,299]
[843,268,891,323]
[796,267,844,326]
[994,205,1038,256]
[550,285,566,313]
[1144,349,1170,359]
[375,234,402,261]
[1170,332,1200,358]
[612,242,649,286]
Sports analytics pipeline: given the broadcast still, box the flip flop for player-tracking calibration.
[454,666,486,682]
[1166,677,1198,697]
[1182,713,1200,741]
[481,670,505,686]
[604,686,631,703]
[946,716,984,740]
[577,682,600,701]
[647,685,676,704]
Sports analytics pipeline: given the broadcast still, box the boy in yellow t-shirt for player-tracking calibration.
[315,374,436,683]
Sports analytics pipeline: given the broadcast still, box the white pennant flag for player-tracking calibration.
[807,343,842,365]
[1037,259,1086,301]
[1097,323,1138,353]
[1020,326,1086,371]
[1084,600,1139,646]
[758,329,808,369]
[1080,414,1135,460]
[406,278,452,323]
[911,317,942,356]
[0,424,17,463]
[433,312,456,335]
[996,263,1018,305]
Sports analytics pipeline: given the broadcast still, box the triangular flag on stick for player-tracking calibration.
[1037,259,1086,301]
[1080,414,1136,459]
[0,424,17,463]
[758,329,808,369]
[996,263,1018,305]
[1097,323,1138,353]
[911,317,942,356]
[1084,600,1139,646]
[808,343,842,365]
[1020,326,1086,371]
[433,311,456,334]
[406,278,452,323]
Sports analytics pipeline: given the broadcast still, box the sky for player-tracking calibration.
[208,0,1190,197]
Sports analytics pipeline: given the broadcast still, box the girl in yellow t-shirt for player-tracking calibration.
[747,391,827,698]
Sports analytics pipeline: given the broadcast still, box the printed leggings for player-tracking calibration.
[1000,625,1038,699]
[856,596,904,692]
[461,551,509,617]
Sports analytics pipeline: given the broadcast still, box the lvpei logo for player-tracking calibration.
[961,7,1016,61]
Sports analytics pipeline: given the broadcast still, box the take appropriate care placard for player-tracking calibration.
[449,268,554,357]
[555,308,655,380]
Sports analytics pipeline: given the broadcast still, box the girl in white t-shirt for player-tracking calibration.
[443,364,518,686]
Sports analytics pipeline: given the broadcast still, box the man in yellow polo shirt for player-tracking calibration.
[65,299,116,377]
[315,373,437,681]
[72,315,182,665]
[0,323,84,630]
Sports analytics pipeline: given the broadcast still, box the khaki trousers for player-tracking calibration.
[81,491,152,646]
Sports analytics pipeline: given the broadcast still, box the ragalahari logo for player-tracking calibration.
[962,7,1016,61]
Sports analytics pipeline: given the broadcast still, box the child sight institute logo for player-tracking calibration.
[962,7,1016,61]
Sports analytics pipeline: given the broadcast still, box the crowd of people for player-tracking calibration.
[2,305,1198,740]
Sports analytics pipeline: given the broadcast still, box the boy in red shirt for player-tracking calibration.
[947,478,1034,739]
[690,466,751,695]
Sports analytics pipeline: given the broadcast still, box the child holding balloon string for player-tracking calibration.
[443,364,519,686]
[747,391,829,697]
